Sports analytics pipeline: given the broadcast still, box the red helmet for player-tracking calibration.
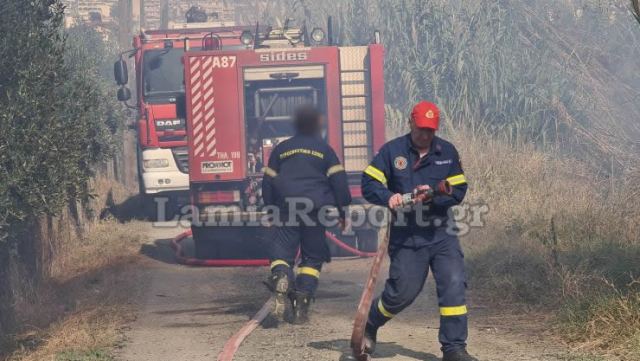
[411,101,440,130]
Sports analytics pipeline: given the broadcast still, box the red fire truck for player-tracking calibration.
[182,21,386,259]
[113,19,255,214]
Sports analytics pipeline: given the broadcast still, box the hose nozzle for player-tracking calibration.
[401,180,452,207]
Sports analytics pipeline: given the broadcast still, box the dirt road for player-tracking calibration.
[115,223,577,361]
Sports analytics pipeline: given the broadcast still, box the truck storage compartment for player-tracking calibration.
[243,65,328,176]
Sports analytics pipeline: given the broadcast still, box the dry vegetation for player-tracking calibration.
[441,125,640,360]
[2,165,145,361]
[6,220,147,361]
[0,1,139,356]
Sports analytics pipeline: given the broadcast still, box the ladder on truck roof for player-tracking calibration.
[339,46,374,173]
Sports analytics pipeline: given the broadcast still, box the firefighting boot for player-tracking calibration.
[265,271,290,319]
[363,322,378,355]
[290,291,313,325]
[442,349,479,361]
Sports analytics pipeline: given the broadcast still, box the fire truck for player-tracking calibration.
[112,12,251,215]
[181,20,386,259]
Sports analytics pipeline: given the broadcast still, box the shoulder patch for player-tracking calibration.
[394,156,408,170]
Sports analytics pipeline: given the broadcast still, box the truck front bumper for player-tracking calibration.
[141,148,189,194]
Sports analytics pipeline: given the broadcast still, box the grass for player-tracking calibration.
[559,356,607,361]
[432,125,640,360]
[559,291,640,359]
[6,220,147,361]
[55,349,113,361]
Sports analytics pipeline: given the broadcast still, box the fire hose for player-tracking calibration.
[172,182,452,360]
[169,221,377,360]
[350,218,391,361]
[350,181,453,360]
[169,225,376,360]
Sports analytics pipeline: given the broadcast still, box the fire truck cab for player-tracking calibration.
[183,21,386,259]
[113,22,255,213]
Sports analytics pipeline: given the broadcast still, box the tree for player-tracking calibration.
[0,0,124,342]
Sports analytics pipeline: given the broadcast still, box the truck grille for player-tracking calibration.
[172,147,189,173]
[159,134,188,143]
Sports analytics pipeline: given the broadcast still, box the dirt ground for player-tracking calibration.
[115,222,580,361]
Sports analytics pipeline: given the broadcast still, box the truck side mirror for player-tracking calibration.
[114,59,128,86]
[117,86,131,102]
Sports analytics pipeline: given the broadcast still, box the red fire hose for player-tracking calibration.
[170,229,375,267]
[169,228,377,360]
[325,231,377,258]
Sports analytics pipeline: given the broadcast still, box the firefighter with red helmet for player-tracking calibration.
[361,101,477,361]
[262,105,351,324]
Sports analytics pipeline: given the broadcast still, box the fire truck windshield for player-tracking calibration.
[143,48,186,99]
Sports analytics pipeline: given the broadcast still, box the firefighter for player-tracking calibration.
[361,101,477,361]
[261,105,351,324]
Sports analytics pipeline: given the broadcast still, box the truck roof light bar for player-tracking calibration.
[141,33,241,44]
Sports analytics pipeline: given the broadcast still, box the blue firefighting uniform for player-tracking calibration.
[262,134,351,295]
[362,134,469,353]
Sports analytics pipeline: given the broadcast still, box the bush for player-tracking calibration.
[0,0,125,343]
[0,1,122,238]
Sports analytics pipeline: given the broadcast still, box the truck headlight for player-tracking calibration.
[144,159,170,169]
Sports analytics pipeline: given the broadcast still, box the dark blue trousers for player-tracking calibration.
[367,236,468,353]
[269,212,330,296]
